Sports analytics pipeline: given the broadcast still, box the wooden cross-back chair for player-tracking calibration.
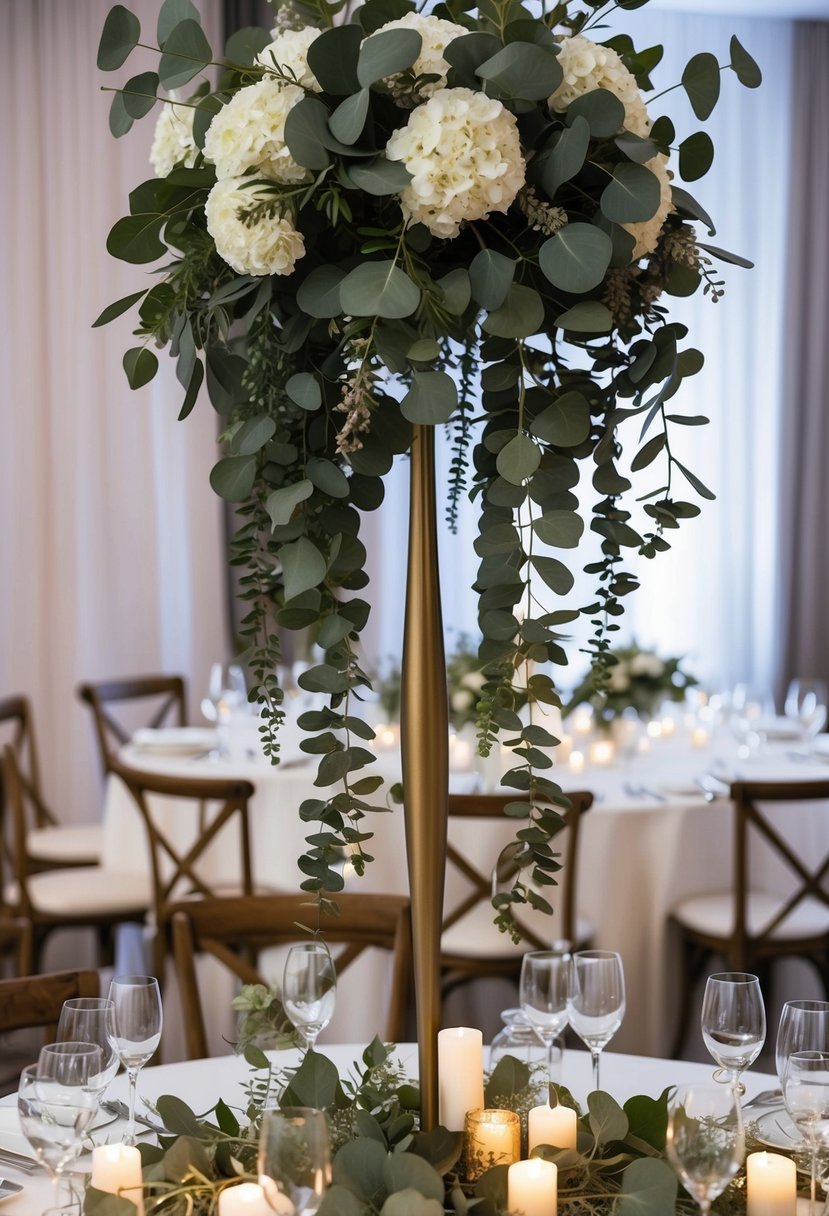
[0,694,102,868]
[77,675,187,774]
[110,761,258,982]
[440,790,594,1002]
[170,892,413,1059]
[670,778,829,1056]
[0,969,99,1038]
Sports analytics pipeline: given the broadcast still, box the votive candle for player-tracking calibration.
[568,749,585,774]
[508,1158,558,1216]
[746,1151,797,1216]
[463,1109,520,1181]
[218,1182,275,1215]
[91,1144,145,1216]
[588,738,616,767]
[528,1102,578,1153]
[570,708,593,736]
[438,1027,484,1131]
[690,726,711,749]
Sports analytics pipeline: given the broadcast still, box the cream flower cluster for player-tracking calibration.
[203,78,309,184]
[205,177,305,277]
[149,94,198,177]
[256,25,322,92]
[549,35,651,138]
[623,153,673,259]
[373,12,468,99]
[386,88,525,238]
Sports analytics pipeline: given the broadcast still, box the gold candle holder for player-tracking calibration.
[463,1109,520,1182]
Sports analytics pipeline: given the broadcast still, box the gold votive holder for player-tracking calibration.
[463,1108,520,1182]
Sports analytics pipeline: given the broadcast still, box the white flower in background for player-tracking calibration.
[451,690,474,712]
[373,12,469,99]
[630,652,666,678]
[549,35,651,138]
[461,670,486,694]
[256,26,322,91]
[608,663,631,692]
[204,79,309,184]
[205,177,305,276]
[386,88,525,238]
[623,153,673,259]
[149,93,198,177]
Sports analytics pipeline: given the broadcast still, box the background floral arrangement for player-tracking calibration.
[564,640,697,722]
[96,0,759,930]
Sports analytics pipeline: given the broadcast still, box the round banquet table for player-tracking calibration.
[0,1045,781,1214]
[100,719,829,1059]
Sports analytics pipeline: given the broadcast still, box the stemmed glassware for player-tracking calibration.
[519,950,571,1087]
[108,975,163,1146]
[700,972,766,1095]
[567,950,625,1092]
[776,1000,829,1215]
[204,662,247,724]
[665,1084,745,1215]
[785,678,828,745]
[56,997,120,1100]
[258,1106,332,1216]
[782,1051,829,1215]
[18,1043,103,1210]
[282,943,337,1051]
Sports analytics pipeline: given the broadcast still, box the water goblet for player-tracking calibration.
[57,997,120,1099]
[18,1056,101,1211]
[258,1106,332,1216]
[776,1000,829,1086]
[108,975,163,1146]
[282,943,336,1051]
[782,1051,829,1215]
[666,1083,744,1215]
[567,949,625,1092]
[519,950,571,1087]
[701,972,766,1096]
[785,678,828,745]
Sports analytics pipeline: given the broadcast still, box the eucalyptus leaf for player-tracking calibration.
[682,51,721,121]
[286,372,322,411]
[209,454,256,501]
[588,1090,629,1146]
[671,186,716,234]
[158,0,199,45]
[566,88,625,137]
[97,5,140,71]
[235,414,276,456]
[108,91,134,137]
[400,371,457,424]
[224,26,271,65]
[383,1154,445,1203]
[349,158,412,196]
[469,250,516,311]
[482,284,544,339]
[600,163,659,224]
[539,115,589,199]
[533,510,584,548]
[123,347,158,389]
[730,35,762,88]
[121,71,159,119]
[539,223,612,293]
[476,42,562,101]
[679,131,714,183]
[306,25,362,93]
[340,262,421,320]
[266,480,314,528]
[496,432,540,485]
[529,555,574,595]
[617,1158,678,1215]
[296,266,345,318]
[555,300,613,333]
[106,214,165,264]
[530,390,591,447]
[443,32,502,89]
[284,97,334,170]
[330,90,370,145]
[92,290,147,328]
[357,28,422,87]
[158,19,212,89]
[281,536,329,602]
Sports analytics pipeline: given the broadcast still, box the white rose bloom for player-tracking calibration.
[149,93,198,177]
[451,690,473,711]
[205,177,305,277]
[373,12,469,98]
[549,35,651,138]
[462,670,486,693]
[623,153,673,259]
[386,88,525,238]
[630,653,665,678]
[204,78,309,184]
[256,26,322,92]
[608,665,631,692]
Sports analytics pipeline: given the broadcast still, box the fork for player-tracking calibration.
[0,1147,39,1175]
[101,1099,170,1136]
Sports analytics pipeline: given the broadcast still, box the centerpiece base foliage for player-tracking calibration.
[96,0,760,933]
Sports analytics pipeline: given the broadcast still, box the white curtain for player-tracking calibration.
[0,0,226,824]
[363,12,794,700]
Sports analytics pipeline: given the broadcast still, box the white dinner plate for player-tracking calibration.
[752,1107,803,1150]
[131,727,217,756]
[0,1102,117,1156]
[757,716,802,741]
[811,735,829,759]
[655,780,705,798]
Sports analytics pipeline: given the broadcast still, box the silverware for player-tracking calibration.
[0,1147,39,1175]
[623,782,667,803]
[0,1179,24,1197]
[101,1099,170,1136]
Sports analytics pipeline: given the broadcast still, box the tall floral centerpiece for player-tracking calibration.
[97,0,759,1120]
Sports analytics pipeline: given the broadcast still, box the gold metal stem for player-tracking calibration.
[401,424,448,1131]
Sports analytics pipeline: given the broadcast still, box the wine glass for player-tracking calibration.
[205,662,247,724]
[666,1083,745,1215]
[782,1051,829,1215]
[56,997,120,1099]
[108,975,163,1146]
[18,1052,101,1211]
[567,950,625,1092]
[258,1106,332,1216]
[282,943,336,1051]
[519,950,571,1086]
[785,678,828,744]
[729,684,773,758]
[700,972,766,1095]
[776,1000,829,1085]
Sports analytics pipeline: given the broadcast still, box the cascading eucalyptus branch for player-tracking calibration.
[95,0,759,934]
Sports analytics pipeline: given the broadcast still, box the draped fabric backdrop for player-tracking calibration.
[0,0,226,832]
[775,21,829,699]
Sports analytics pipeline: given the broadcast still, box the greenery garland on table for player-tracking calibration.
[82,1045,763,1215]
[563,640,697,723]
[95,0,760,933]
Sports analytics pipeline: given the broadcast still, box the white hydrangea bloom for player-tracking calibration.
[608,664,631,692]
[623,153,673,259]
[630,652,665,678]
[386,88,525,239]
[373,12,469,98]
[149,93,198,177]
[550,35,651,138]
[205,177,305,276]
[256,26,322,92]
[203,78,309,184]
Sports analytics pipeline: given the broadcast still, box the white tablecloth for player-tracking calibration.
[0,1045,780,1215]
[101,725,829,1059]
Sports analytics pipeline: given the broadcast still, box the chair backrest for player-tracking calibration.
[78,675,187,773]
[444,790,594,948]
[0,969,99,1036]
[730,778,829,961]
[1,743,43,910]
[0,695,54,830]
[170,892,413,1058]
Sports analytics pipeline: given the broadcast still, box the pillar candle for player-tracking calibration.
[438,1027,484,1131]
[568,749,585,774]
[588,738,616,767]
[463,1109,520,1181]
[746,1152,797,1216]
[218,1182,276,1215]
[508,1158,558,1216]
[91,1144,145,1216]
[528,1102,578,1152]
